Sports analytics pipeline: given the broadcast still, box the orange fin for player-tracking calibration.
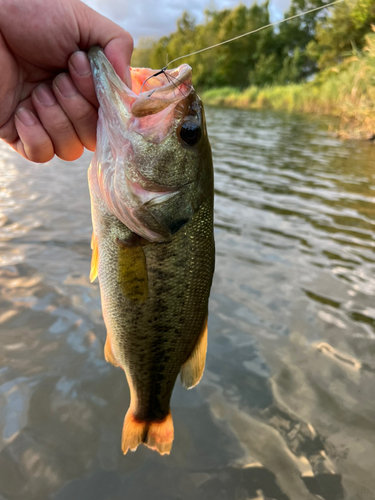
[122,410,174,455]
[180,317,208,389]
[90,232,99,282]
[104,334,120,367]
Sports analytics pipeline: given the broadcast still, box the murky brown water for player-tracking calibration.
[1,107,375,500]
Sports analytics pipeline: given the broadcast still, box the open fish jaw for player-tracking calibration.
[88,47,205,242]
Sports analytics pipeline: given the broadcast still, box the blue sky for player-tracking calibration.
[83,0,291,45]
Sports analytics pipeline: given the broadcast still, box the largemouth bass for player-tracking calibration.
[87,47,215,455]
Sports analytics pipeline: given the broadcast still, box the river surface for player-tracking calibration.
[0,107,375,500]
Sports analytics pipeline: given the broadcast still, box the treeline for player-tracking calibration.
[132,0,375,89]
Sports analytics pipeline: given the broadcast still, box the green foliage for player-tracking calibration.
[133,0,369,86]
[307,0,375,68]
[276,0,332,80]
[202,30,375,138]
[131,0,375,137]
[131,38,155,68]
[141,4,277,88]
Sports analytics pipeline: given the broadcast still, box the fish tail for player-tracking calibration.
[121,410,174,455]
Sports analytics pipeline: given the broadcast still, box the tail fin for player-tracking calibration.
[122,410,174,455]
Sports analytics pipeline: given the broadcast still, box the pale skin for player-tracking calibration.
[0,0,133,163]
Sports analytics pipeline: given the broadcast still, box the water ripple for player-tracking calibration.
[1,109,375,499]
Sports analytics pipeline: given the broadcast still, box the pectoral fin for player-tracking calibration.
[90,233,99,282]
[117,236,148,303]
[180,317,208,389]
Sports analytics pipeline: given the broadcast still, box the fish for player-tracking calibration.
[87,47,215,455]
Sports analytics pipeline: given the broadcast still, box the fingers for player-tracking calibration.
[1,7,134,164]
[80,3,134,88]
[32,82,84,161]
[0,96,55,163]
[13,105,54,163]
[4,73,97,163]
[68,51,99,107]
[104,37,133,89]
[52,74,97,152]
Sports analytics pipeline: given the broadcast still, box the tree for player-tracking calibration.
[130,0,375,89]
[307,0,375,68]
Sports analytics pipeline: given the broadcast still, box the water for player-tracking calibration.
[0,107,375,500]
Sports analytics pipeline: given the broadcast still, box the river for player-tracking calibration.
[0,107,375,500]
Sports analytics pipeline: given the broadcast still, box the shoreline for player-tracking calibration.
[201,82,375,142]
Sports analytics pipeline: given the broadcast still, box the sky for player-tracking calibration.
[83,0,291,46]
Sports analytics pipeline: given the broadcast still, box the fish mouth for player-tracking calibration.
[88,46,192,120]
[130,66,192,97]
[88,47,197,241]
[129,65,192,118]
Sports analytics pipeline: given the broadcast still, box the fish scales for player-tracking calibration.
[93,196,214,420]
[88,47,215,455]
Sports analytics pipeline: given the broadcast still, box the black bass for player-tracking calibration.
[88,47,214,455]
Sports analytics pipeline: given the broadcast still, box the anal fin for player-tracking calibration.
[90,232,99,282]
[180,317,208,389]
[104,334,120,367]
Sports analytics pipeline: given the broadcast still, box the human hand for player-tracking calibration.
[0,0,133,162]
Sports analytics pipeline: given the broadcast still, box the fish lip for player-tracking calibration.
[130,65,193,119]
[89,45,130,95]
[88,46,192,98]
[89,46,193,135]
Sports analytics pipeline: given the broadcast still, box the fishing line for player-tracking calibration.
[141,0,345,92]
[167,72,193,90]
[143,68,167,94]
[142,68,192,95]
[166,0,345,67]
[142,68,181,95]
[161,70,187,97]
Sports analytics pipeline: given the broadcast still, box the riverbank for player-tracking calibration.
[201,33,375,141]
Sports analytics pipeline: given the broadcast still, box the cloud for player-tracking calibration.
[83,0,291,44]
[269,0,292,21]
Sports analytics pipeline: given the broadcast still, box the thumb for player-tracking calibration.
[104,38,133,89]
[77,3,134,87]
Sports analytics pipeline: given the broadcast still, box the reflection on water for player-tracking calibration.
[1,108,375,500]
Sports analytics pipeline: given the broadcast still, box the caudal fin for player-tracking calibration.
[122,410,174,455]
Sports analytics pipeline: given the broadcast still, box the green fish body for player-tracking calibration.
[88,47,214,455]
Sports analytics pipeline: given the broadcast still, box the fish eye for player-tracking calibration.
[179,121,201,146]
